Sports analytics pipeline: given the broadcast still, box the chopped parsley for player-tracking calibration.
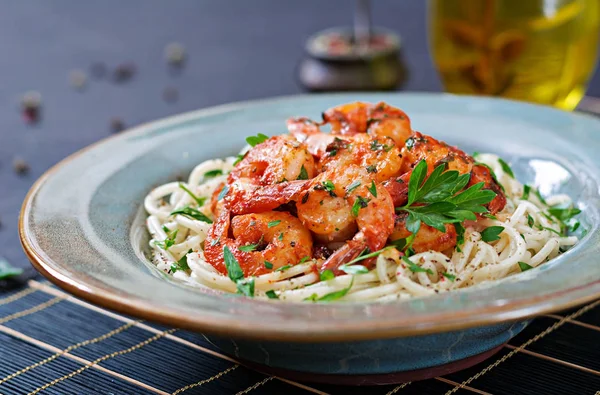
[217,185,229,201]
[537,225,561,235]
[481,226,504,242]
[319,180,337,197]
[299,256,311,263]
[178,183,206,206]
[267,220,281,228]
[534,189,547,205]
[246,133,269,147]
[233,153,245,166]
[171,249,192,272]
[498,158,514,178]
[402,256,434,275]
[275,264,291,272]
[238,236,264,252]
[339,264,369,275]
[320,269,335,281]
[344,246,393,266]
[204,169,223,178]
[370,139,393,152]
[265,290,279,299]
[264,261,273,269]
[518,261,533,272]
[367,180,378,197]
[442,272,456,281]
[311,277,354,302]
[522,184,531,200]
[278,232,284,241]
[454,222,465,246]
[297,165,309,180]
[365,165,377,173]
[223,246,255,297]
[527,214,534,227]
[170,206,213,224]
[351,196,370,217]
[155,227,178,250]
[484,213,497,220]
[236,278,255,297]
[346,180,361,194]
[388,238,407,250]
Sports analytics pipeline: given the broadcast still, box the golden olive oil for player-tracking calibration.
[429,0,600,110]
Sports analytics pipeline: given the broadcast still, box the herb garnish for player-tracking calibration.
[484,213,497,220]
[498,158,514,178]
[236,278,255,297]
[265,290,279,299]
[527,214,534,227]
[396,160,496,234]
[298,165,309,180]
[481,226,504,242]
[170,206,213,224]
[238,236,264,252]
[370,140,393,152]
[233,153,245,166]
[0,258,23,280]
[365,165,377,173]
[351,196,370,217]
[178,183,206,206]
[278,232,284,241]
[223,246,255,297]
[299,256,311,263]
[339,264,369,275]
[275,264,291,272]
[264,261,273,269]
[548,207,581,233]
[455,223,465,246]
[345,246,393,266]
[267,220,281,228]
[320,269,335,281]
[319,180,337,197]
[518,261,533,272]
[534,189,547,205]
[442,272,456,281]
[314,277,355,302]
[217,185,229,201]
[402,256,434,275]
[204,169,223,178]
[171,249,192,272]
[522,185,531,200]
[246,133,269,147]
[367,180,377,197]
[346,180,361,194]
[155,227,178,250]
[537,225,561,235]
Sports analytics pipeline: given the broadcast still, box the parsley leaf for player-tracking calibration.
[238,236,264,252]
[522,184,531,200]
[352,196,370,217]
[278,232,283,241]
[534,189,547,205]
[498,158,514,178]
[321,180,336,196]
[548,207,581,224]
[233,153,245,166]
[236,278,255,297]
[265,290,279,299]
[365,165,377,173]
[267,220,281,228]
[0,258,23,280]
[171,249,192,272]
[246,133,269,147]
[481,226,504,242]
[170,206,213,224]
[320,269,335,281]
[339,264,369,275]
[527,214,534,227]
[537,225,561,235]
[223,246,244,282]
[388,238,407,250]
[401,256,433,275]
[316,277,354,302]
[518,261,533,272]
[442,272,456,281]
[367,180,378,197]
[264,261,273,269]
[179,183,206,206]
[275,264,291,272]
[345,246,393,266]
[204,169,223,178]
[297,165,309,180]
[155,228,178,250]
[299,256,311,263]
[454,222,465,246]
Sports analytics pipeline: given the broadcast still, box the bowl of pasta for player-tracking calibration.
[20,93,600,384]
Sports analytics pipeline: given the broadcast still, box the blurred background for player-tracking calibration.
[1,0,600,280]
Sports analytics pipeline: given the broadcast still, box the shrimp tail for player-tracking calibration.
[320,239,366,275]
[225,180,309,215]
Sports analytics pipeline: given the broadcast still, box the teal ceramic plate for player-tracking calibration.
[19,93,600,381]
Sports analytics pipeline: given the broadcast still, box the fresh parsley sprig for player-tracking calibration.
[223,246,255,297]
[170,206,213,224]
[397,160,496,234]
[154,226,178,250]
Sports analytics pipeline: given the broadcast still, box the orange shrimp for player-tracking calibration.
[204,210,313,277]
[390,213,458,253]
[223,179,307,215]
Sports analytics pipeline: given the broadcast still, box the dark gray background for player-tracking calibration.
[1,1,599,273]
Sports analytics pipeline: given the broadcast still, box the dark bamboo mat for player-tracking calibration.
[0,280,599,395]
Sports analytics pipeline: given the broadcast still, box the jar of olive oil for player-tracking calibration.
[429,0,600,110]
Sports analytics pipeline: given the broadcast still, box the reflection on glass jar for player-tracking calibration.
[429,0,600,110]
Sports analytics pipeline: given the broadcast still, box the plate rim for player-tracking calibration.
[19,92,600,342]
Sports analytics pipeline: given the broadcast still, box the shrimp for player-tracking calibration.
[322,101,413,146]
[390,212,458,253]
[229,135,317,185]
[287,117,335,158]
[295,164,395,273]
[223,179,307,215]
[317,134,403,183]
[204,210,313,277]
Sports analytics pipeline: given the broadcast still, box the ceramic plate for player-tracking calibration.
[20,93,600,343]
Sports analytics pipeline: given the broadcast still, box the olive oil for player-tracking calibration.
[429,0,600,110]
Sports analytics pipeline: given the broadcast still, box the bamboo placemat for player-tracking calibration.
[0,280,598,395]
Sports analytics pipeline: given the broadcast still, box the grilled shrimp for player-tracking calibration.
[204,210,313,277]
[322,101,413,146]
[229,135,316,184]
[390,212,458,253]
[295,164,395,273]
